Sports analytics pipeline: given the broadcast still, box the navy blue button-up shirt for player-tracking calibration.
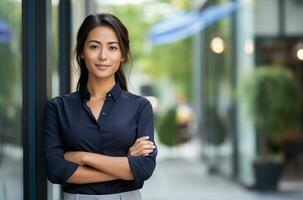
[42,83,157,194]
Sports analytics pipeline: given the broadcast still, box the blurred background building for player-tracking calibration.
[0,0,302,200]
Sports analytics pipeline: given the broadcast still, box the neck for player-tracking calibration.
[87,75,115,100]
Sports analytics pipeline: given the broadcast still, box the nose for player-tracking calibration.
[99,48,107,61]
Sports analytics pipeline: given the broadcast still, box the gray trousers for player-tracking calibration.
[63,190,142,200]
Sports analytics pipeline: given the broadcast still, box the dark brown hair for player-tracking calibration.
[75,13,130,91]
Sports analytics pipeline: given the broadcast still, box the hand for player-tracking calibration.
[128,136,156,157]
[64,151,88,166]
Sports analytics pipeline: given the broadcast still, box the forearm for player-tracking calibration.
[83,153,134,180]
[67,165,118,184]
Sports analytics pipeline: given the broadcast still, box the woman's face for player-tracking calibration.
[81,25,123,81]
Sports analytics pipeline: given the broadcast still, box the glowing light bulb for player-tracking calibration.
[210,37,225,54]
[297,48,303,61]
[244,39,254,54]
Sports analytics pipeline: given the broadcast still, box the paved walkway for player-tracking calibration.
[141,140,303,200]
[0,144,23,200]
[141,158,303,200]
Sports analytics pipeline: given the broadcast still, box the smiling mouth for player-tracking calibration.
[95,64,110,68]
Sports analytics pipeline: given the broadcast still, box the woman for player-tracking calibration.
[43,13,157,200]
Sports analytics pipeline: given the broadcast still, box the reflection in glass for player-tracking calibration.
[47,1,61,200]
[0,0,23,200]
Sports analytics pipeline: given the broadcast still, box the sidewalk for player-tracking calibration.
[141,141,303,200]
[0,144,23,200]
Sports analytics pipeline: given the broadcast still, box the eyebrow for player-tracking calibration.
[88,40,119,45]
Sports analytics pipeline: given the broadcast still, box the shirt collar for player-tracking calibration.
[80,82,122,102]
[109,82,122,101]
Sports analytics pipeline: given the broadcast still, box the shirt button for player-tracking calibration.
[102,112,106,116]
[108,93,112,97]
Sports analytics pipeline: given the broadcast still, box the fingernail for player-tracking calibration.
[144,136,149,139]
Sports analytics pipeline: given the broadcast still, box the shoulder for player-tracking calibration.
[46,91,81,106]
[121,90,151,106]
[121,90,153,113]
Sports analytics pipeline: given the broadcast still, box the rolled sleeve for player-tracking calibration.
[128,99,157,186]
[43,99,79,184]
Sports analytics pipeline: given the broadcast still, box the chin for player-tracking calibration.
[94,73,115,80]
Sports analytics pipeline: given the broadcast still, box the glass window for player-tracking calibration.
[0,0,23,199]
[201,2,235,177]
[46,0,61,200]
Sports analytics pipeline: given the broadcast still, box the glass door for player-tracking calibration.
[0,0,23,199]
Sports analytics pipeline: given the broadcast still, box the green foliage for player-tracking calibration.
[0,1,22,145]
[143,38,193,99]
[157,107,178,147]
[206,105,227,146]
[107,5,151,63]
[0,2,21,97]
[239,67,301,141]
[104,1,193,100]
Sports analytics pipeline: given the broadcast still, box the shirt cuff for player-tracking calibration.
[61,161,79,183]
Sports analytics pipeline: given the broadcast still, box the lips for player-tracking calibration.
[95,64,110,69]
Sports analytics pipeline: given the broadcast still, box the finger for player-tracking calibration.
[130,139,154,155]
[132,140,152,150]
[142,149,154,154]
[136,136,149,142]
[139,143,155,149]
[135,146,155,156]
[141,144,156,150]
[130,145,152,154]
[129,146,141,156]
[137,140,153,147]
[135,150,152,157]
[134,144,150,152]
[141,149,154,156]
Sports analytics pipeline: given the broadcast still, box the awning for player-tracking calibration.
[147,0,240,45]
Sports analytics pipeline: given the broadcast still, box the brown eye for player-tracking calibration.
[90,45,99,50]
[109,46,118,51]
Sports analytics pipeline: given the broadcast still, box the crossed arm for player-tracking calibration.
[64,136,155,184]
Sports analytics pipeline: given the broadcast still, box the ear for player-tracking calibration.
[80,52,84,59]
[121,57,125,62]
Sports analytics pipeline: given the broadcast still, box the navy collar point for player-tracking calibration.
[80,83,122,102]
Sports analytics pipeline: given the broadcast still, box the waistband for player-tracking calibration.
[63,190,142,200]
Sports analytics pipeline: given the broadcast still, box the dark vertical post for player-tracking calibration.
[231,0,239,179]
[22,0,47,199]
[278,0,285,37]
[59,0,72,94]
[192,28,205,159]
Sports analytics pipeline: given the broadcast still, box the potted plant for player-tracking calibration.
[157,107,178,147]
[205,104,228,174]
[157,105,193,150]
[239,66,301,191]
